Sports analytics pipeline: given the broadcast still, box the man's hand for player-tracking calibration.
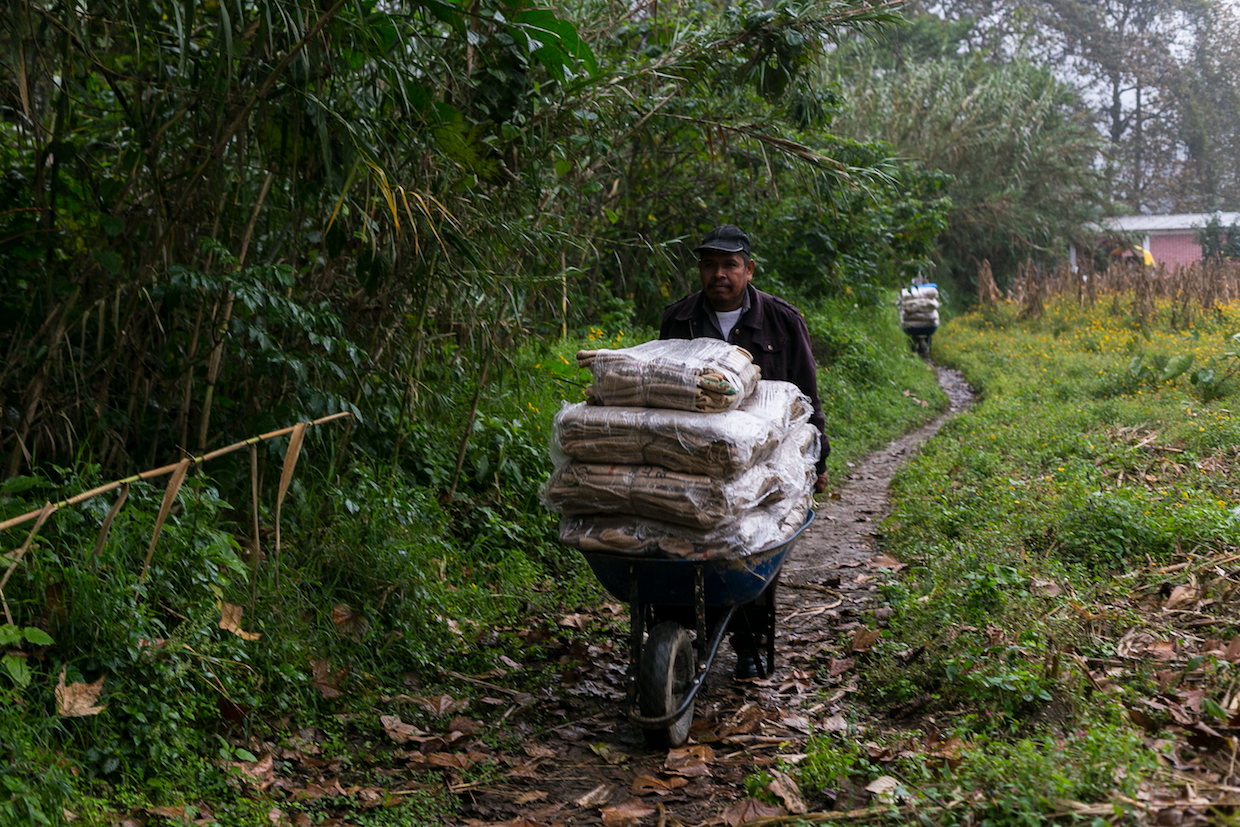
[814,472,829,494]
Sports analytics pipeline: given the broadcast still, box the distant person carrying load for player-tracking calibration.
[898,282,940,357]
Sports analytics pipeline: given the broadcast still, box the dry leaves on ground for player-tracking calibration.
[56,670,106,717]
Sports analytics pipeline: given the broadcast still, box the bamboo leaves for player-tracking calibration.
[140,457,191,580]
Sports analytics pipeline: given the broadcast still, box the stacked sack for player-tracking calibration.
[541,338,819,560]
[897,283,940,329]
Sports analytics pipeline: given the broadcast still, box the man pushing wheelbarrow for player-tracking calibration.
[542,226,829,747]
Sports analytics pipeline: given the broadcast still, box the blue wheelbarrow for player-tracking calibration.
[579,512,815,748]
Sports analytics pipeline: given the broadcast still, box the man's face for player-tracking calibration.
[697,250,754,312]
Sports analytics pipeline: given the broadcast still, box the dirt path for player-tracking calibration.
[455,367,975,827]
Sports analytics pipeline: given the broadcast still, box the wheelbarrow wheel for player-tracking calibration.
[639,622,695,749]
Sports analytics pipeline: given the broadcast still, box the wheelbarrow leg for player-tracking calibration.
[626,565,644,710]
[763,580,777,679]
[730,582,777,680]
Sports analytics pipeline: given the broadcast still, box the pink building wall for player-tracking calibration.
[1148,232,1202,268]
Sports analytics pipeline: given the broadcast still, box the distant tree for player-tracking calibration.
[1196,216,1240,261]
[829,19,1106,289]
[925,0,1240,214]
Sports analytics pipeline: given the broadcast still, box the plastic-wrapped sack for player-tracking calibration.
[542,423,817,529]
[551,380,811,477]
[557,424,820,559]
[898,285,940,328]
[578,338,760,412]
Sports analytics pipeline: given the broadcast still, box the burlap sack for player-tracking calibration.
[578,338,760,412]
[552,380,811,476]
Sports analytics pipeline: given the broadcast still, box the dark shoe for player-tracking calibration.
[734,650,765,680]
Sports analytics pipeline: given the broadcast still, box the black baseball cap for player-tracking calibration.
[694,224,751,257]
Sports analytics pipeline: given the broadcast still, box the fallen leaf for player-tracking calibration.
[379,714,426,744]
[310,659,346,699]
[600,798,656,827]
[1146,640,1177,660]
[779,715,811,734]
[850,628,881,653]
[821,714,849,733]
[148,805,187,819]
[426,753,476,769]
[513,791,548,805]
[1164,586,1197,611]
[559,613,589,630]
[330,604,368,640]
[447,715,480,735]
[56,670,106,717]
[523,744,558,759]
[865,775,900,803]
[418,694,467,716]
[219,602,262,641]
[227,753,275,791]
[721,798,780,826]
[664,744,713,777]
[1226,638,1240,664]
[589,743,630,765]
[575,783,613,808]
[827,657,855,677]
[1032,578,1063,597]
[768,770,806,814]
[868,553,905,571]
[631,774,688,795]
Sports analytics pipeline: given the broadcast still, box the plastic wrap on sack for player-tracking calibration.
[557,428,819,559]
[739,380,813,431]
[577,338,760,412]
[546,419,820,539]
[898,286,941,328]
[550,380,811,476]
[558,500,811,560]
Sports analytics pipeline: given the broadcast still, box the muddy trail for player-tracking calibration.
[440,366,976,827]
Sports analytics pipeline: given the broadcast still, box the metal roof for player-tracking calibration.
[1098,212,1240,233]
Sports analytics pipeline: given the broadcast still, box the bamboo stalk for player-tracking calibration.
[0,412,351,534]
[273,421,308,583]
[139,457,191,579]
[91,482,129,559]
[0,502,55,624]
[248,443,261,609]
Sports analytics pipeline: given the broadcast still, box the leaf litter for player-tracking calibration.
[201,369,1240,824]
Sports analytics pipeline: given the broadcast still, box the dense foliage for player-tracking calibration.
[0,0,948,483]
[924,0,1240,215]
[830,13,1107,291]
[0,0,960,821]
[823,289,1240,821]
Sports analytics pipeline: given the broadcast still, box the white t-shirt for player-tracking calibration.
[715,308,743,340]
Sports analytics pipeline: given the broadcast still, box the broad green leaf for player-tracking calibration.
[93,250,122,275]
[1203,697,1228,720]
[1,476,44,494]
[0,626,22,647]
[23,627,54,646]
[100,215,125,237]
[1160,354,1193,382]
[2,655,31,689]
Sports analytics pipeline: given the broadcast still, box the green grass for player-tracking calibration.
[792,292,1240,823]
[807,296,949,480]
[0,300,944,825]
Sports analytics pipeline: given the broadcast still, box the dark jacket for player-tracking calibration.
[660,285,829,474]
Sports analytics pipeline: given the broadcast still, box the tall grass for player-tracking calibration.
[815,288,1240,822]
